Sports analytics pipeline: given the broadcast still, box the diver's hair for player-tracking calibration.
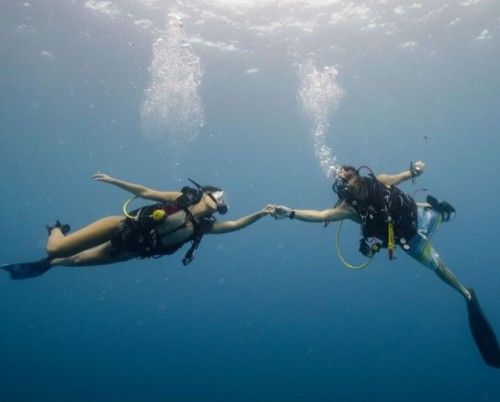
[341,165,368,200]
[340,165,358,179]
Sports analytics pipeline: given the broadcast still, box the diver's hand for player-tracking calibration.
[262,204,276,215]
[92,173,116,184]
[411,161,425,177]
[273,205,294,220]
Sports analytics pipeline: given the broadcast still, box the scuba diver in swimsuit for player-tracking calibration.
[2,173,274,278]
[272,161,500,368]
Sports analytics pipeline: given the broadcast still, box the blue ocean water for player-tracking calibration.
[1,1,500,401]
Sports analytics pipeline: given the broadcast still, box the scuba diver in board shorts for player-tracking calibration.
[273,161,500,368]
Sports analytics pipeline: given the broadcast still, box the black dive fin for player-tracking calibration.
[1,258,52,280]
[467,289,500,368]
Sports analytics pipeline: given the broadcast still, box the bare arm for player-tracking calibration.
[208,205,275,234]
[274,202,360,223]
[376,161,425,187]
[93,173,181,203]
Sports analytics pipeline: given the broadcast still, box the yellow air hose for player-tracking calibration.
[123,197,139,220]
[335,220,372,270]
[122,197,166,221]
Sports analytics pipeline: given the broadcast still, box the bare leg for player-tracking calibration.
[50,242,132,267]
[46,216,123,258]
[435,258,471,301]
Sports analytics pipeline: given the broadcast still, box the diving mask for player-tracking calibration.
[188,178,228,215]
[207,190,228,215]
[332,175,349,198]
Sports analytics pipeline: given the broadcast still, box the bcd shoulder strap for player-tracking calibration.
[182,216,215,266]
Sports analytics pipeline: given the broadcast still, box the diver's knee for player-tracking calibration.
[46,244,63,258]
[433,258,447,274]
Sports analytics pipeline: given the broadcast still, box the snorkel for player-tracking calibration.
[188,178,228,215]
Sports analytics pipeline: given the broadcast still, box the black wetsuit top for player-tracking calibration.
[344,177,418,246]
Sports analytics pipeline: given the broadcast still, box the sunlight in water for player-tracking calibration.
[297,53,344,178]
[141,14,205,146]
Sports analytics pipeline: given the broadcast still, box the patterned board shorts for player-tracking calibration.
[404,207,443,271]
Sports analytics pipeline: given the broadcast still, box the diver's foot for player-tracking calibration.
[46,220,71,236]
[465,288,473,302]
[426,195,456,221]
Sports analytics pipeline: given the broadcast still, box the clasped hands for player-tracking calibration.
[263,204,294,220]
